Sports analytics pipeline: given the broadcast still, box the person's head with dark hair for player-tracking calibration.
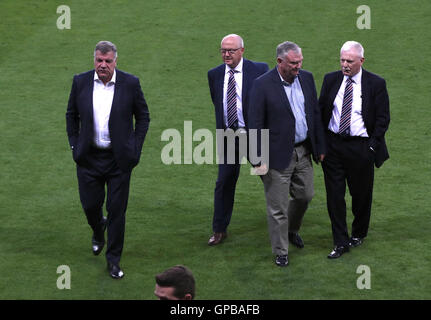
[154,265,195,300]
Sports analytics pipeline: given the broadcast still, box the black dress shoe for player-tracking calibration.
[92,238,104,256]
[92,216,107,256]
[208,232,227,246]
[327,245,350,259]
[275,255,289,267]
[288,233,304,248]
[349,237,364,248]
[107,262,124,279]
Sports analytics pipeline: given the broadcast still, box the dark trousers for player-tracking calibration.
[213,133,247,233]
[77,147,131,265]
[322,131,374,246]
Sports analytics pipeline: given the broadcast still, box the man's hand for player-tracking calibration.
[250,163,268,176]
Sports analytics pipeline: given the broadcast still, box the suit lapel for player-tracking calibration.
[298,71,313,126]
[270,67,294,117]
[111,69,121,111]
[329,72,344,109]
[242,59,252,121]
[85,70,95,123]
[215,65,225,107]
[108,69,122,129]
[242,59,251,101]
[361,69,370,121]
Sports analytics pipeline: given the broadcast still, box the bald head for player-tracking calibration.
[221,34,244,48]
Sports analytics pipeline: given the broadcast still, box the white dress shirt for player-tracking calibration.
[223,58,244,128]
[329,68,368,137]
[93,70,116,149]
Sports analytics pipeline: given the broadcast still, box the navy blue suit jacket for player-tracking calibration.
[66,69,150,172]
[319,69,390,168]
[208,59,269,130]
[249,67,326,170]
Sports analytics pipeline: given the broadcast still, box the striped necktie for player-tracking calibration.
[226,69,238,129]
[339,77,353,135]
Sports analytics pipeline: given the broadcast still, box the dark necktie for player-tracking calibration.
[339,77,353,135]
[226,69,238,128]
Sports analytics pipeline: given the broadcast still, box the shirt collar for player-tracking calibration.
[225,58,243,74]
[94,69,116,84]
[277,68,298,86]
[345,67,362,84]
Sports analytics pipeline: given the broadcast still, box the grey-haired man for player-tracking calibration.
[66,41,150,278]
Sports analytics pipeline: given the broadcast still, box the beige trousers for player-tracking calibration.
[261,144,314,255]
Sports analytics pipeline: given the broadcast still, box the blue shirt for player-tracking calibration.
[279,72,308,144]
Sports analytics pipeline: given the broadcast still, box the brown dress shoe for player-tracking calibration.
[208,232,227,246]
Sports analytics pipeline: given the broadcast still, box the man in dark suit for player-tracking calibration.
[207,34,268,245]
[249,41,325,266]
[319,41,390,259]
[66,41,150,278]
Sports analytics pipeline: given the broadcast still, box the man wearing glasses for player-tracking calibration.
[207,34,269,246]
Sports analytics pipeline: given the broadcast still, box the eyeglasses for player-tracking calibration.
[220,48,242,55]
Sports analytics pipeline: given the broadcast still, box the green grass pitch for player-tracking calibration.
[0,0,430,299]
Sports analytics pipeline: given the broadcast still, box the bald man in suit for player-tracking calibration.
[207,34,268,246]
